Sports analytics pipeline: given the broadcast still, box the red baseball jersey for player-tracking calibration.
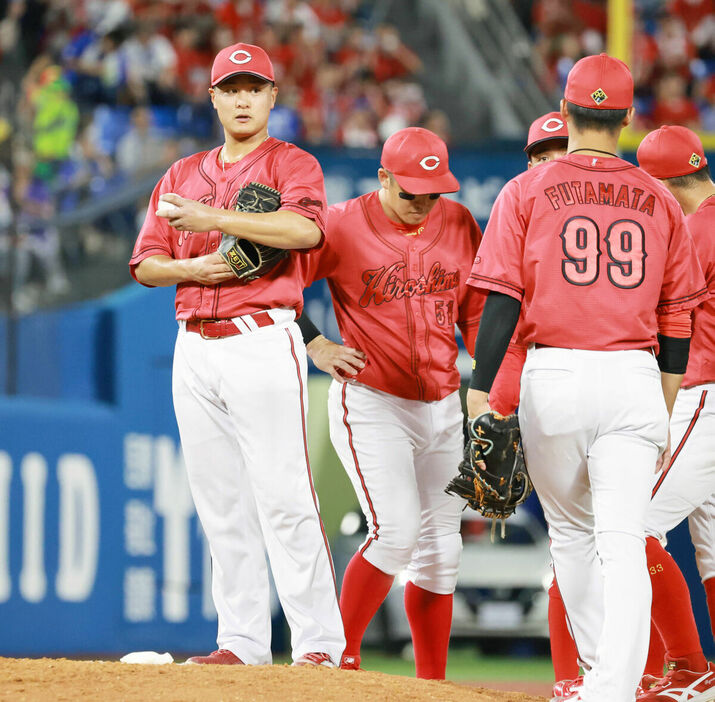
[469,154,708,350]
[129,138,326,319]
[683,195,715,387]
[302,192,484,402]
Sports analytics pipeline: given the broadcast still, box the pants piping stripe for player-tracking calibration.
[286,328,339,599]
[652,389,708,498]
[340,383,380,555]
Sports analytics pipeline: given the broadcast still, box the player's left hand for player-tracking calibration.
[157,193,220,232]
[466,388,491,419]
[306,335,366,382]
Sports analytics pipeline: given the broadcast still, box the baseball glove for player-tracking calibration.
[218,182,287,282]
[445,411,532,537]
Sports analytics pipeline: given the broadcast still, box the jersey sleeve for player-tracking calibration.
[129,167,176,284]
[657,203,709,314]
[275,147,328,236]
[467,178,526,301]
[298,205,341,286]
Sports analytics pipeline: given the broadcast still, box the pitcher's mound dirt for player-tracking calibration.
[0,657,549,702]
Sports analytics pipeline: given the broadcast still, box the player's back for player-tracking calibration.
[499,153,701,350]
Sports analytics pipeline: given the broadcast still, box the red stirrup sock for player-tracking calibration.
[404,581,453,680]
[704,577,715,644]
[339,552,394,661]
[646,536,708,672]
[548,579,580,681]
[644,617,666,677]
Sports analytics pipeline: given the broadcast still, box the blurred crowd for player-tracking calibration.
[3,0,441,155]
[526,0,715,130]
[0,0,445,311]
[0,0,712,312]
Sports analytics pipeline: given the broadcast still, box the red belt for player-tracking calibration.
[186,313,275,339]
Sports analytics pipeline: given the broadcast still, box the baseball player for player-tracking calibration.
[466,54,708,702]
[296,127,485,679]
[524,116,668,691]
[128,43,345,667]
[634,125,715,700]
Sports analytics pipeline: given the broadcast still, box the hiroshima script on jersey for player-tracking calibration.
[544,180,656,216]
[360,260,459,307]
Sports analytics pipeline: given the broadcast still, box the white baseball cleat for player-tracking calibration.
[292,652,337,667]
[552,676,584,701]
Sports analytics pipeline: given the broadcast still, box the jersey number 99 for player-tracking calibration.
[560,216,647,289]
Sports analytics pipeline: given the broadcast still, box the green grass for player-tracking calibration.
[357,648,554,682]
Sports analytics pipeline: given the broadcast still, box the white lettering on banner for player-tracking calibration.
[154,437,195,623]
[200,522,217,620]
[124,500,156,556]
[124,567,156,622]
[0,451,11,602]
[55,455,100,602]
[19,453,47,602]
[124,434,154,489]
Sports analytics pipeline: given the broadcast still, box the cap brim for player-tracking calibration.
[524,135,569,154]
[643,162,706,179]
[392,170,460,194]
[212,70,274,87]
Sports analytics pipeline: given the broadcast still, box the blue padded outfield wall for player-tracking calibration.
[0,146,712,656]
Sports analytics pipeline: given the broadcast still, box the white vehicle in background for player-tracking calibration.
[333,506,553,650]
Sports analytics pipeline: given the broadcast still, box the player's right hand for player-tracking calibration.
[655,428,671,473]
[182,253,235,285]
[305,335,366,383]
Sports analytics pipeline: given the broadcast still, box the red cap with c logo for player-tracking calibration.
[525,111,569,154]
[211,43,275,87]
[381,127,459,194]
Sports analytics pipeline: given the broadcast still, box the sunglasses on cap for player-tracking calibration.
[398,191,441,201]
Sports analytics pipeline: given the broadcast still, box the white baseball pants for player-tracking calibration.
[327,381,465,594]
[647,384,715,583]
[519,347,669,702]
[172,310,345,665]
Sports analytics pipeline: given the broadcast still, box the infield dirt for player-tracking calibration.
[0,657,550,701]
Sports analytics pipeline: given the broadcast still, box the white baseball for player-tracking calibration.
[156,195,182,218]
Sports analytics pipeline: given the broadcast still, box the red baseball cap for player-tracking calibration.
[381,127,459,194]
[211,43,275,87]
[564,53,633,110]
[637,125,708,179]
[524,111,569,154]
